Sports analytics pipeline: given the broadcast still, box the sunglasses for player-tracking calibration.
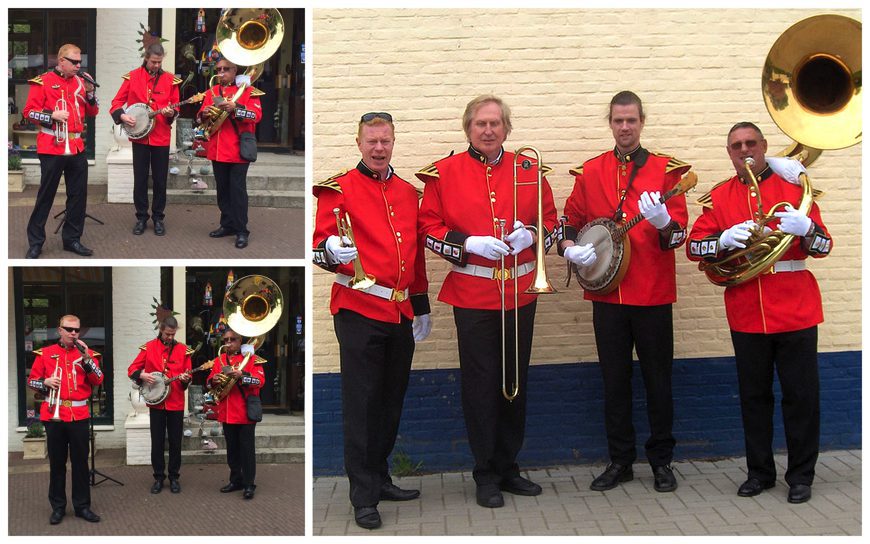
[60,326,80,333]
[729,139,759,152]
[360,112,393,123]
[223,337,241,343]
[215,66,235,73]
[63,57,82,66]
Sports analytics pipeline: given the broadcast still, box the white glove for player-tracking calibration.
[412,314,432,342]
[235,74,252,87]
[638,191,671,229]
[774,204,812,236]
[564,243,597,267]
[240,344,255,355]
[766,156,807,185]
[504,220,534,255]
[465,235,510,261]
[719,220,756,250]
[325,235,358,265]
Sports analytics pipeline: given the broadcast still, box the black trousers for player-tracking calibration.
[223,423,257,487]
[132,142,170,222]
[592,302,676,467]
[149,408,184,481]
[731,326,820,486]
[212,160,250,235]
[334,309,415,508]
[454,301,536,486]
[27,152,89,247]
[44,419,91,512]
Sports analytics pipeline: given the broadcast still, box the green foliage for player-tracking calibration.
[8,149,22,171]
[25,420,45,438]
[391,450,423,477]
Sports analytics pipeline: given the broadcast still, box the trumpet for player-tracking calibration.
[47,366,63,421]
[333,208,376,290]
[55,91,72,156]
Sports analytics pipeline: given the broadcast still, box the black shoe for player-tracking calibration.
[235,233,249,249]
[590,463,633,491]
[74,508,100,523]
[220,482,245,493]
[169,479,181,493]
[353,506,382,529]
[150,480,164,494]
[500,475,542,496]
[63,240,93,257]
[475,483,505,508]
[737,477,775,497]
[652,465,678,492]
[153,220,166,236]
[243,485,255,499]
[788,484,812,504]
[133,220,147,235]
[25,245,42,259]
[49,508,65,525]
[209,227,235,238]
[379,482,420,501]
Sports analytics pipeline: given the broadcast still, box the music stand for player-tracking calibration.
[54,208,105,234]
[89,387,123,487]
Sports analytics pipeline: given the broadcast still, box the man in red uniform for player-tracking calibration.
[687,122,831,504]
[27,315,103,524]
[128,316,192,494]
[111,43,181,236]
[313,112,431,529]
[196,57,262,249]
[417,95,558,509]
[23,43,99,259]
[207,328,265,499]
[560,91,691,493]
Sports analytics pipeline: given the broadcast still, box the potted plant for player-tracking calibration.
[8,144,25,192]
[22,419,47,459]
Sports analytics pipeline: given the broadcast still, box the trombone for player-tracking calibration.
[47,366,63,421]
[333,208,376,290]
[55,91,72,156]
[498,146,556,401]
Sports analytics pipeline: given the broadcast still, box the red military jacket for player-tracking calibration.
[196,83,262,163]
[687,165,831,334]
[206,353,265,424]
[313,162,430,323]
[110,66,182,147]
[562,145,691,306]
[417,146,559,310]
[27,343,104,422]
[23,69,99,155]
[127,337,193,411]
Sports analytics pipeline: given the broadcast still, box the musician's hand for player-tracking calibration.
[720,220,757,250]
[412,314,432,342]
[564,243,597,267]
[240,344,255,356]
[766,156,807,185]
[639,191,671,229]
[44,376,62,389]
[203,106,220,119]
[139,372,158,385]
[228,369,243,379]
[465,236,510,261]
[160,106,175,117]
[52,109,70,122]
[325,235,358,265]
[179,372,192,383]
[216,100,236,112]
[505,220,534,255]
[774,205,813,237]
[120,113,137,127]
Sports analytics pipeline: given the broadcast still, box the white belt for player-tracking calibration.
[335,274,409,302]
[55,399,88,407]
[767,260,807,274]
[451,261,536,281]
[40,127,82,139]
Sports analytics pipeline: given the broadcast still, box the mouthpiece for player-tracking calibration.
[744,157,756,167]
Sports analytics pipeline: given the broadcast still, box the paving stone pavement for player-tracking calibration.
[314,449,861,536]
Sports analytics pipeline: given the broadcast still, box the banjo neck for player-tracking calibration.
[161,360,213,384]
[145,92,205,120]
[614,171,698,238]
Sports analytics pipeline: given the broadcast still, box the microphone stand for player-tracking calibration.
[89,385,123,487]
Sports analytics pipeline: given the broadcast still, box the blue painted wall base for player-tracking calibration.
[314,351,861,476]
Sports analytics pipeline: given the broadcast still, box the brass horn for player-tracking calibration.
[700,14,861,287]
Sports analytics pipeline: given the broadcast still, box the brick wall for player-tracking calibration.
[312,8,862,375]
[314,351,861,474]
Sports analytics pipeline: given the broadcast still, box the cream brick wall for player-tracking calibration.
[312,8,862,374]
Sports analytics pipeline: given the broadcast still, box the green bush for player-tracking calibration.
[25,420,45,438]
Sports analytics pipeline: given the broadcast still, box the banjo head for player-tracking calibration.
[123,103,155,140]
[573,218,627,294]
[139,371,169,405]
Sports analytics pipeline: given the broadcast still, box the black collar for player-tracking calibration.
[356,160,393,181]
[739,164,774,185]
[613,144,647,165]
[468,145,503,165]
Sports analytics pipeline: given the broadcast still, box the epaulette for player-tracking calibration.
[650,152,691,175]
[253,355,267,365]
[568,164,583,177]
[540,164,553,177]
[315,171,346,194]
[90,350,102,358]
[697,178,825,209]
[249,88,265,97]
[32,348,44,356]
[172,76,183,85]
[185,346,196,356]
[416,161,441,180]
[121,72,131,81]
[138,344,147,351]
[28,75,44,86]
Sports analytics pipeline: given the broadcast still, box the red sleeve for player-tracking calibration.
[686,205,725,263]
[110,77,131,115]
[27,352,48,391]
[246,363,266,394]
[22,82,53,128]
[539,176,559,252]
[563,173,588,232]
[236,88,262,125]
[312,187,343,270]
[411,221,429,298]
[417,176,453,254]
[128,347,147,377]
[170,82,181,113]
[86,354,104,385]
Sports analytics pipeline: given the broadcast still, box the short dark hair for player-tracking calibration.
[727,121,764,141]
[144,43,165,59]
[159,316,178,330]
[609,90,644,122]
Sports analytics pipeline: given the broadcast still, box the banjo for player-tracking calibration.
[135,361,214,406]
[123,92,205,140]
[572,171,697,294]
